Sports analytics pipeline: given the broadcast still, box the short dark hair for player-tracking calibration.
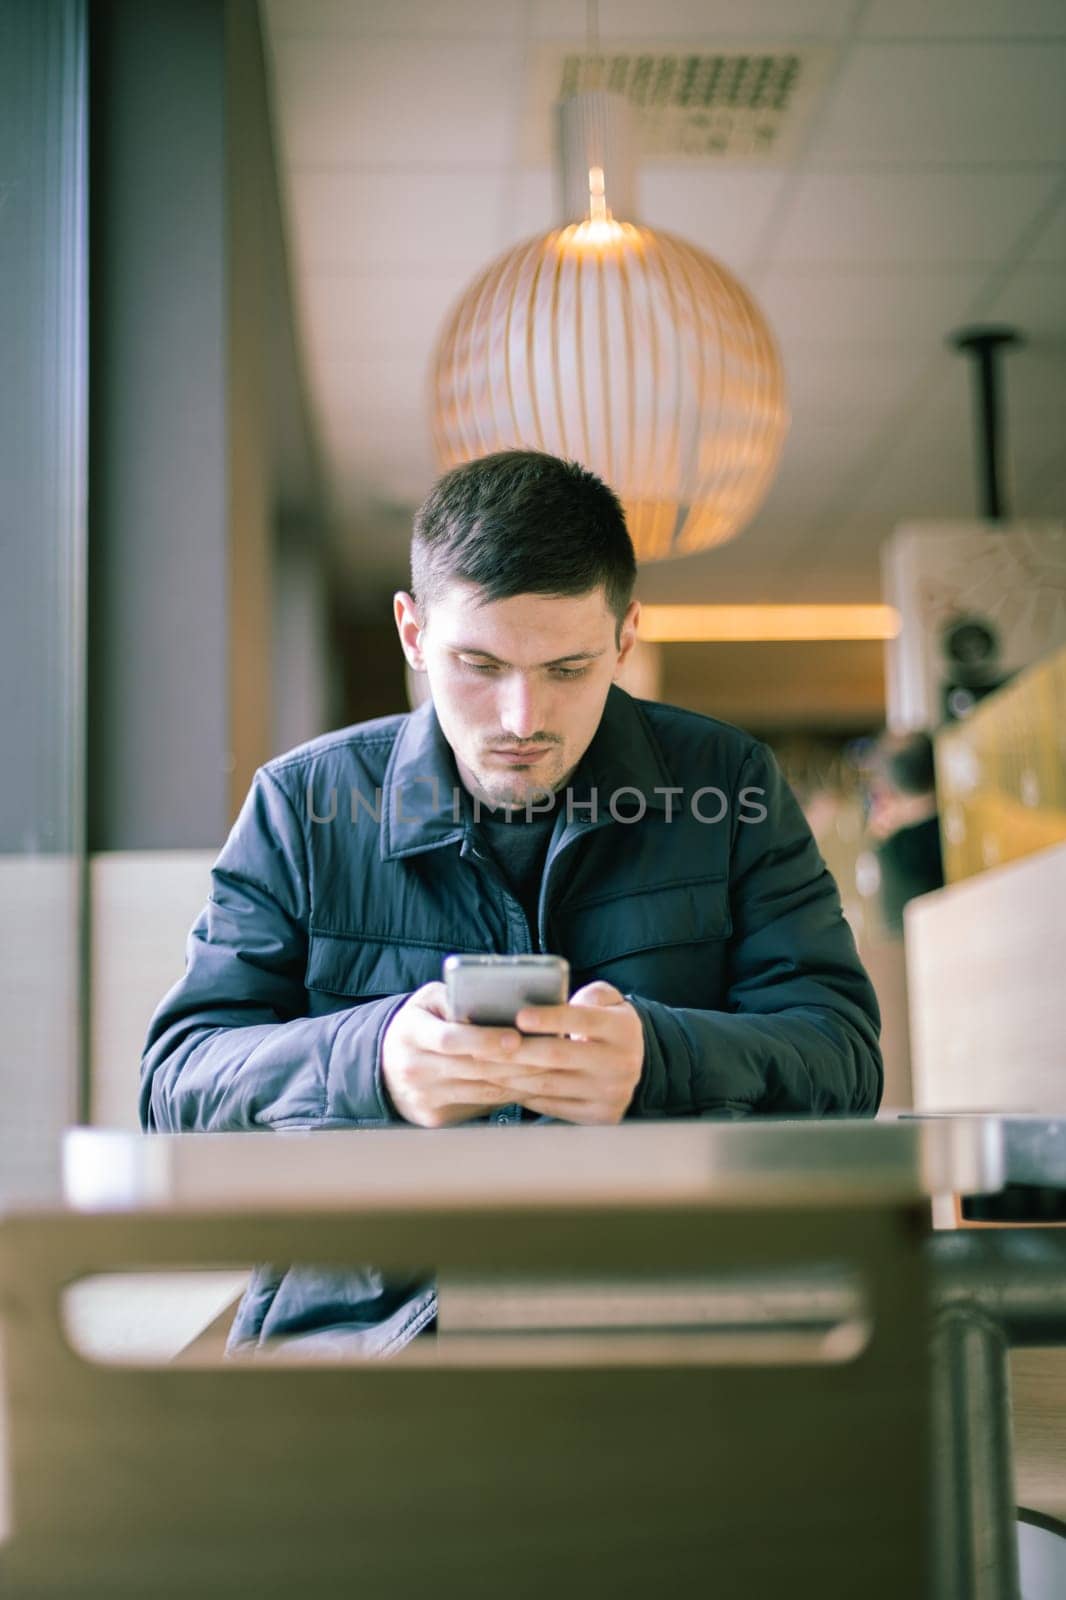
[411,451,637,632]
[878,731,937,796]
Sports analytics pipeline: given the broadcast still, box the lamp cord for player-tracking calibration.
[586,0,600,87]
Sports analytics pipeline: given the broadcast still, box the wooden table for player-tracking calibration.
[0,1118,1018,1598]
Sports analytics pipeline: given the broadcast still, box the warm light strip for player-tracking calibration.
[638,605,902,642]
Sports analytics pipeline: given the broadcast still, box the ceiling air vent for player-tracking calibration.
[524,44,835,164]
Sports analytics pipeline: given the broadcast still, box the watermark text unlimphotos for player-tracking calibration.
[305,778,768,827]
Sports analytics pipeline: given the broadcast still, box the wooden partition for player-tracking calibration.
[935,643,1066,884]
[905,840,1066,1117]
[89,850,214,1131]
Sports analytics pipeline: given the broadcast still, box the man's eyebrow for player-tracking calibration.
[451,645,607,666]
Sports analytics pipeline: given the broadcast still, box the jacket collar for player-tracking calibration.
[557,682,677,828]
[379,683,676,861]
[378,696,467,861]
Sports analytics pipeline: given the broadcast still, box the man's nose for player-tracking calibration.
[497,674,542,741]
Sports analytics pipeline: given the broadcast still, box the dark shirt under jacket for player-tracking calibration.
[472,792,560,1125]
[474,793,559,951]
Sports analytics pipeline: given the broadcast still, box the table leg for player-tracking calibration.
[932,1305,1019,1600]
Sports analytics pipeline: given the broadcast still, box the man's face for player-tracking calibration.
[395,581,639,808]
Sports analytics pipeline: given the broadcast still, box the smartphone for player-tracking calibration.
[443,953,569,1026]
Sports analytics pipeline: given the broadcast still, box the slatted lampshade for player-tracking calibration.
[430,89,789,562]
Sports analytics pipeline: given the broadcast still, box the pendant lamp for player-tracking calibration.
[430,86,789,561]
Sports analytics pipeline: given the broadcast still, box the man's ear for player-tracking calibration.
[612,599,640,677]
[393,591,427,671]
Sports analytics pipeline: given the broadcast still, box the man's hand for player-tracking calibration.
[492,980,644,1125]
[380,982,524,1128]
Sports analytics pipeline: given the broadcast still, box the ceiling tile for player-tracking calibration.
[508,168,562,238]
[777,414,897,471]
[653,556,887,607]
[981,266,1066,340]
[820,362,1021,534]
[639,170,791,272]
[1026,195,1066,262]
[782,347,927,427]
[785,551,886,605]
[1000,347,1066,432]
[264,1,522,38]
[837,444,977,529]
[748,461,845,531]
[769,172,1062,264]
[529,0,859,39]
[700,419,883,569]
[289,170,509,271]
[326,417,436,474]
[314,356,431,422]
[798,512,897,563]
[860,1,1066,40]
[299,269,474,358]
[637,569,760,604]
[273,38,518,168]
[869,344,1065,458]
[806,43,1066,166]
[776,359,988,565]
[757,266,991,345]
[632,536,836,606]
[1013,450,1066,518]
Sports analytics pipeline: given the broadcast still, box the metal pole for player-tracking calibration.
[928,1230,1066,1600]
[949,327,1022,521]
[931,1306,1019,1600]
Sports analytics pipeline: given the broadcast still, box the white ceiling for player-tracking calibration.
[261,0,1066,608]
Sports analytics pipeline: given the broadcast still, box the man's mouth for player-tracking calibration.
[487,745,553,764]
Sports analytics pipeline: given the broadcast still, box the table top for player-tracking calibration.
[51,1116,1011,1216]
[902,1111,1066,1188]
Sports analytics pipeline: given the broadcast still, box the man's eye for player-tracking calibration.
[458,659,586,679]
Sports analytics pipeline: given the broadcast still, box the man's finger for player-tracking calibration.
[494,1070,598,1098]
[394,1048,499,1086]
[438,1077,511,1104]
[406,981,449,1015]
[410,1010,521,1060]
[514,1000,625,1040]
[482,1034,609,1072]
[569,980,624,1007]
[435,1056,523,1088]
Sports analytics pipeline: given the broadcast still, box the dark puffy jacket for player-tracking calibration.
[141,685,882,1356]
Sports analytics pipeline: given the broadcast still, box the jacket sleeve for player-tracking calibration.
[627,742,883,1118]
[139,766,405,1133]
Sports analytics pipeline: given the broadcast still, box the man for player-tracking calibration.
[141,450,882,1357]
[866,730,944,935]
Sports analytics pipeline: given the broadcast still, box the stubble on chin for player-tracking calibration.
[474,777,550,810]
[470,760,567,812]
